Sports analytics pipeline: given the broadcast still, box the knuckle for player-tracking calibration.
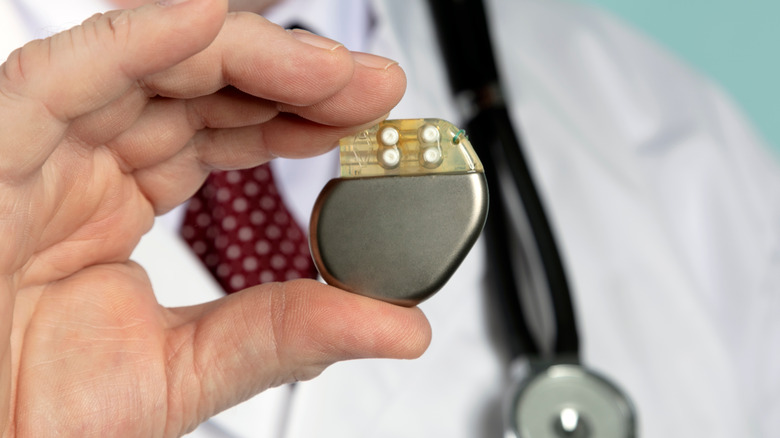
[69,10,134,60]
[94,10,135,51]
[1,47,25,86]
[0,40,46,92]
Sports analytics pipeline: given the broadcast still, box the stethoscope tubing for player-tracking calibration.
[427,0,580,360]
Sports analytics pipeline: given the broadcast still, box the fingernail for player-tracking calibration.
[351,52,399,70]
[288,29,343,51]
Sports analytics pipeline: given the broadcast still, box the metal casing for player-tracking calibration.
[310,172,488,306]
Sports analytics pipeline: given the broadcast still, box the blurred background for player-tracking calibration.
[578,0,780,154]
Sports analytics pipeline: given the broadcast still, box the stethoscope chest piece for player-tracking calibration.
[505,364,636,438]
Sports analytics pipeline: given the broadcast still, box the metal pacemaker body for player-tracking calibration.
[309,119,488,306]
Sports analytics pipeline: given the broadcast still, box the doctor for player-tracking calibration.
[3,0,780,437]
[251,2,780,437]
[0,0,430,436]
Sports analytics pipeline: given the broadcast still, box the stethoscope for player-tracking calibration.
[428,0,637,436]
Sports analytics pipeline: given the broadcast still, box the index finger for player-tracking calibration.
[141,14,406,127]
[143,15,356,106]
[0,0,229,180]
[2,0,228,122]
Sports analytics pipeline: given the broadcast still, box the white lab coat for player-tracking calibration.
[4,0,780,437]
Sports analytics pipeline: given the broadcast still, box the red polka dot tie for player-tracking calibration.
[181,164,318,294]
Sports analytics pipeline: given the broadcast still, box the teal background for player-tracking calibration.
[577,0,780,154]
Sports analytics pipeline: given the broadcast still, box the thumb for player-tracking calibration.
[165,280,432,423]
[0,0,228,179]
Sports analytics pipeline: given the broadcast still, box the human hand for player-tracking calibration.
[0,0,430,436]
